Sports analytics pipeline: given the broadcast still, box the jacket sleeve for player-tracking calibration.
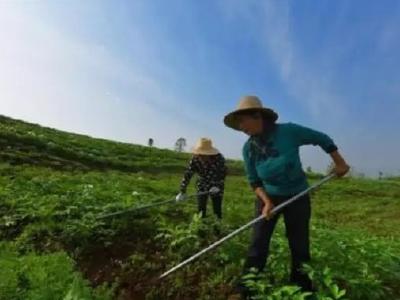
[219,154,228,179]
[242,142,263,190]
[180,158,196,193]
[288,123,338,153]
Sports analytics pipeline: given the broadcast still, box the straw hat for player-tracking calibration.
[223,95,278,130]
[192,138,219,155]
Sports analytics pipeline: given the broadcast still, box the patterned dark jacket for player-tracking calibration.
[180,154,227,195]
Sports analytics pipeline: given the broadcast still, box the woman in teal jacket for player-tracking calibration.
[224,96,349,298]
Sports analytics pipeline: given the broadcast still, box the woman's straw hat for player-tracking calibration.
[223,95,278,130]
[192,138,219,155]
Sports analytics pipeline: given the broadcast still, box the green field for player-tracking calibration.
[1,115,399,300]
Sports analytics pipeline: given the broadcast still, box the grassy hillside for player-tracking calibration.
[0,115,243,174]
[0,115,399,300]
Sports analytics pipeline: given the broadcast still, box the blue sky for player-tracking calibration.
[0,0,399,176]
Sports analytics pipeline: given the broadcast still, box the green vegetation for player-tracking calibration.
[0,115,399,299]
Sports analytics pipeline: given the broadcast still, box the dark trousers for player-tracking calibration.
[197,193,223,219]
[241,194,312,292]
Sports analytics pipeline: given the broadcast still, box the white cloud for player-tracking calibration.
[218,0,346,120]
[0,3,216,151]
[260,2,348,120]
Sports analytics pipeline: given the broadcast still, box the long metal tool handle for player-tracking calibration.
[159,174,335,279]
[270,173,335,214]
[97,190,211,220]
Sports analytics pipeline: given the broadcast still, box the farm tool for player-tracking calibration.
[96,187,220,219]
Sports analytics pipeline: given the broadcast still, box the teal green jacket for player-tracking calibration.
[243,123,337,196]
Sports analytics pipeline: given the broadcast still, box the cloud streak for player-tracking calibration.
[0,3,219,151]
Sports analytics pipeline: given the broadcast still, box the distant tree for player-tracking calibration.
[175,137,186,152]
[148,138,154,147]
[378,171,383,180]
[306,166,312,173]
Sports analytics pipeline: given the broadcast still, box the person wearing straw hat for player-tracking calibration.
[176,138,227,219]
[224,95,349,298]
